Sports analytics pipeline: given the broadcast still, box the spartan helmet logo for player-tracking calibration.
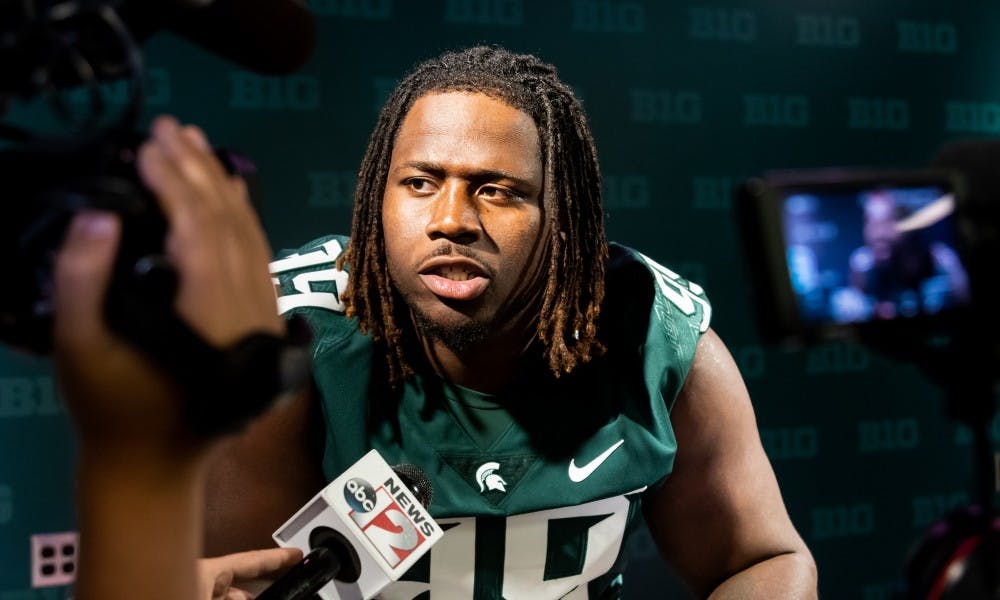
[475,461,507,494]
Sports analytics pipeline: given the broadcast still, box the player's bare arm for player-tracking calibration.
[643,328,818,599]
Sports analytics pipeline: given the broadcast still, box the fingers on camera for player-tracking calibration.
[141,117,259,237]
[53,211,121,346]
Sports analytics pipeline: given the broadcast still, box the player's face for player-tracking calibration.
[381,91,546,347]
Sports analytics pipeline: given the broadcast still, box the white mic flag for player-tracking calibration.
[271,450,443,600]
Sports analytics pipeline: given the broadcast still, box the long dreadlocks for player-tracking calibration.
[340,45,608,387]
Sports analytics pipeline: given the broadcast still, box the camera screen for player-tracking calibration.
[780,183,972,326]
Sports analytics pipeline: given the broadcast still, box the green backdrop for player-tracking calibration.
[3,1,1000,598]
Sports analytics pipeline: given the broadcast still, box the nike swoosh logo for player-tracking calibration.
[568,439,624,482]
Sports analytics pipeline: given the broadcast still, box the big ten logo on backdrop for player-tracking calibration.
[602,174,649,210]
[65,67,172,107]
[0,484,12,525]
[444,0,522,26]
[897,20,958,54]
[691,176,734,211]
[795,13,860,48]
[945,101,1000,135]
[861,579,906,600]
[0,377,61,418]
[857,417,920,453]
[804,342,871,375]
[911,490,969,529]
[760,426,819,461]
[689,6,757,42]
[229,73,321,111]
[630,89,702,124]
[848,98,911,132]
[571,0,644,34]
[810,502,875,540]
[307,170,357,208]
[743,94,810,128]
[309,0,392,19]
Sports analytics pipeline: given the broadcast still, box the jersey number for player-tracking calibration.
[638,252,711,333]
[270,239,349,314]
[381,494,632,600]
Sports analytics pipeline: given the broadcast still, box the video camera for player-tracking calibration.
[0,0,314,352]
[0,0,315,433]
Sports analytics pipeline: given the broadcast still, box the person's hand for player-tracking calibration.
[136,115,284,349]
[199,547,303,600]
[54,209,193,457]
[52,115,284,458]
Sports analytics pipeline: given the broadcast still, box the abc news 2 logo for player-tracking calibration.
[344,477,437,568]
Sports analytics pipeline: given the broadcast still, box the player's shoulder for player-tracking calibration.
[599,243,712,410]
[606,242,712,339]
[270,234,357,349]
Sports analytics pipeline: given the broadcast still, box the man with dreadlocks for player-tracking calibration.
[206,46,817,598]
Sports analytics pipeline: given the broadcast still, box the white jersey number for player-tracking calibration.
[638,252,711,333]
[270,239,349,314]
[380,494,632,600]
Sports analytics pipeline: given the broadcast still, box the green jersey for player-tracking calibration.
[271,236,711,599]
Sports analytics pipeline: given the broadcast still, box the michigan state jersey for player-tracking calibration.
[270,235,711,599]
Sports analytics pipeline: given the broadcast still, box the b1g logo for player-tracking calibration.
[347,481,433,568]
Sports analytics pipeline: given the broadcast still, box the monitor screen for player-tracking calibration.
[779,184,972,326]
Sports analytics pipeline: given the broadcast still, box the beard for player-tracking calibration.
[409,304,492,354]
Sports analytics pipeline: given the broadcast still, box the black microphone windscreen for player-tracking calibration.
[393,464,434,508]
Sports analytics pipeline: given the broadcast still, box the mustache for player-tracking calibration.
[418,243,495,279]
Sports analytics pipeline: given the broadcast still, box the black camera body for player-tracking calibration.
[0,0,315,354]
[0,133,171,353]
[0,0,315,435]
[0,132,256,356]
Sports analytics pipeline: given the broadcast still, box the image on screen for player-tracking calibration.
[780,185,972,326]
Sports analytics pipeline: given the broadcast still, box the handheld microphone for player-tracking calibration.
[260,450,442,600]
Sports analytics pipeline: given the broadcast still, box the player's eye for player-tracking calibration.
[479,185,524,203]
[405,178,436,194]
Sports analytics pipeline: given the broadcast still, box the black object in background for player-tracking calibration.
[737,143,1000,599]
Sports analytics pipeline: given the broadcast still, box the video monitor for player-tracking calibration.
[738,169,972,344]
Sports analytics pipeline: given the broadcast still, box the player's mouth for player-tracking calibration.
[418,258,490,301]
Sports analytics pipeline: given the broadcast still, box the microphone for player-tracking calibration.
[120,0,316,75]
[259,450,443,600]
